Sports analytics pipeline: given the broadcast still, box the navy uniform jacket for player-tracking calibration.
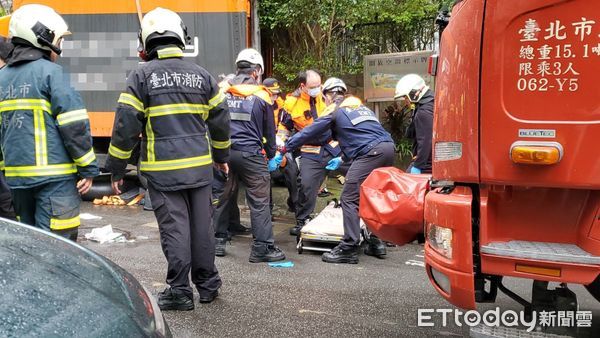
[0,45,99,188]
[226,74,276,159]
[105,46,230,191]
[286,96,393,162]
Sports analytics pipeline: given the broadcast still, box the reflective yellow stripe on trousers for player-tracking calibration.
[50,215,80,230]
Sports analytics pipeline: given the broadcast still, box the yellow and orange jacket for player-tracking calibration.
[277,90,340,160]
[273,96,285,128]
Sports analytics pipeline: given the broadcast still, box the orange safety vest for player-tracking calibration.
[279,90,327,132]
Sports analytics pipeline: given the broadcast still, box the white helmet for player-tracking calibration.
[9,4,70,54]
[322,77,347,94]
[236,48,264,72]
[394,74,429,102]
[140,7,188,49]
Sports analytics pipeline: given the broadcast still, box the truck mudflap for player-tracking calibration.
[359,167,430,245]
[424,186,476,309]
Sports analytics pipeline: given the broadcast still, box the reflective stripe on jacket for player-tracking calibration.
[105,46,230,191]
[0,46,98,188]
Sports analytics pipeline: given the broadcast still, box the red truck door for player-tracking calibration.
[480,0,600,189]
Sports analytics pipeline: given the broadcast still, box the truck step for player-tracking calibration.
[481,241,600,265]
[470,324,569,337]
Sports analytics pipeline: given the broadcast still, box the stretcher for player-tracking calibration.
[296,199,366,254]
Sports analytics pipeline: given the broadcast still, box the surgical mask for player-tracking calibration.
[307,87,321,98]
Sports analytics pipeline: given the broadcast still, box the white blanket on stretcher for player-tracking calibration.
[300,201,366,237]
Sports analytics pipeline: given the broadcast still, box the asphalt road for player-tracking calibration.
[79,185,600,338]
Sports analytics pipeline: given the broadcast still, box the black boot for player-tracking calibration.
[364,237,387,258]
[157,287,194,311]
[249,243,286,263]
[322,245,359,264]
[289,219,306,236]
[215,237,227,257]
[199,290,219,303]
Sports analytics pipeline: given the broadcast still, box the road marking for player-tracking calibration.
[405,260,425,267]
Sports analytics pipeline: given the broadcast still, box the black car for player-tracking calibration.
[0,218,171,337]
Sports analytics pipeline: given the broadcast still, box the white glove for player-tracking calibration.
[276,135,285,149]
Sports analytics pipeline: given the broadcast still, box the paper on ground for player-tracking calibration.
[84,224,123,243]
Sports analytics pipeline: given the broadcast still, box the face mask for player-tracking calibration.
[308,87,321,98]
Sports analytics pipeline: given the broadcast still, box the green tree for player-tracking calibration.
[0,0,11,16]
[260,0,451,84]
[260,0,453,164]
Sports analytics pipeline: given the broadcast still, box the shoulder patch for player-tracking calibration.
[253,88,273,105]
[339,96,363,108]
[321,103,337,116]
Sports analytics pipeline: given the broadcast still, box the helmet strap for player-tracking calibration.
[409,87,422,102]
[32,21,62,55]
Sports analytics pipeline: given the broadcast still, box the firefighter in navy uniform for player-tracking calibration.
[394,74,434,174]
[0,36,16,220]
[275,70,342,236]
[105,8,230,311]
[280,78,395,264]
[213,49,286,262]
[0,5,98,239]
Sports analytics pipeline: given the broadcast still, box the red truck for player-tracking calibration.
[361,0,600,326]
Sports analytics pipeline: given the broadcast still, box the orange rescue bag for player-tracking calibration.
[359,167,430,245]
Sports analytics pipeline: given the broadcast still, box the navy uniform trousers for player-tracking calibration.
[148,182,222,301]
[214,149,275,247]
[11,178,80,241]
[296,152,334,221]
[340,142,395,248]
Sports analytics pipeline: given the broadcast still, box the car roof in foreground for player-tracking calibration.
[0,218,148,337]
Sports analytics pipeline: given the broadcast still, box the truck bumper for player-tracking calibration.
[424,186,476,309]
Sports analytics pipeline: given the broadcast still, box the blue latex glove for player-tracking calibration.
[325,157,343,171]
[268,261,294,268]
[268,153,284,172]
[409,166,422,174]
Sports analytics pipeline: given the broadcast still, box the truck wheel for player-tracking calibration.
[585,276,600,302]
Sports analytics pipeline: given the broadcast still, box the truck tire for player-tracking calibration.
[586,276,600,302]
